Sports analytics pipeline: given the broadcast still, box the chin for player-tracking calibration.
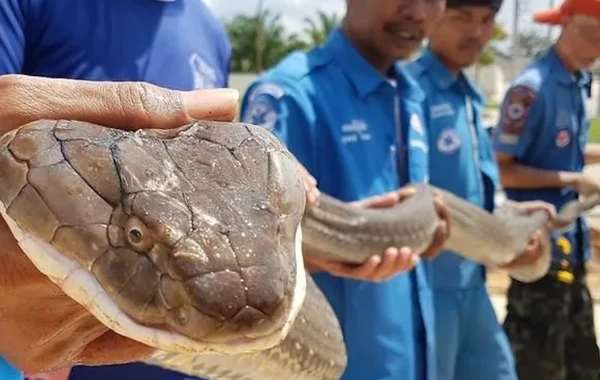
[391,44,422,60]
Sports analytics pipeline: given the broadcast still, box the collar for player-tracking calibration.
[324,28,423,101]
[418,47,485,103]
[545,46,591,88]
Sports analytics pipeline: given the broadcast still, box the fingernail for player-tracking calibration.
[182,88,240,119]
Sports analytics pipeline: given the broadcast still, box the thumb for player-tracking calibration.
[352,192,400,209]
[0,75,239,132]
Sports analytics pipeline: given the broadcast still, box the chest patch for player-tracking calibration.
[555,129,571,148]
[189,53,217,89]
[437,128,461,154]
[244,100,277,131]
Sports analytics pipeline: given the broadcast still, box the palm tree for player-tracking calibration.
[303,10,341,47]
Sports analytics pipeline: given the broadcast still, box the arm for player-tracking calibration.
[0,0,27,74]
[495,153,581,189]
[585,143,600,165]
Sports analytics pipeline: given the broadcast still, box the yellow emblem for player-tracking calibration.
[556,236,572,255]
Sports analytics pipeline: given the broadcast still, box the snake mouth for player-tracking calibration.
[1,198,307,355]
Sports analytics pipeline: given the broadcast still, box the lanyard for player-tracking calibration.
[388,79,408,185]
[464,91,485,204]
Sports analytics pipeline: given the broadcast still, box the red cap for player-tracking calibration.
[533,0,600,24]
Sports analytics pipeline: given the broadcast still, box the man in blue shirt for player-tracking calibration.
[493,0,600,378]
[408,1,553,379]
[240,1,452,379]
[0,1,231,379]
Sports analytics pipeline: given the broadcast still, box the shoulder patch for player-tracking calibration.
[242,98,278,132]
[247,82,285,102]
[500,85,537,136]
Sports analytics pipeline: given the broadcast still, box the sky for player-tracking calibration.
[203,0,562,51]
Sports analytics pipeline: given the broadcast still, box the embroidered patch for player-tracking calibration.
[410,114,424,135]
[437,128,461,154]
[248,82,285,101]
[188,53,217,89]
[341,119,371,144]
[556,129,571,148]
[500,85,537,135]
[430,103,455,119]
[243,99,278,131]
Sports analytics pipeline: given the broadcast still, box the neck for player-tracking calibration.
[554,37,578,73]
[341,23,395,76]
[431,49,463,77]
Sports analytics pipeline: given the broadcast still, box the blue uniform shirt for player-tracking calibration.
[0,0,230,89]
[407,48,499,290]
[0,1,230,379]
[493,46,591,265]
[240,28,436,380]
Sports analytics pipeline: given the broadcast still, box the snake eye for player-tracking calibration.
[125,217,153,252]
[129,228,143,244]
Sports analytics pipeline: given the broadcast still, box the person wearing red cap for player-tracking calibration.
[406,0,556,379]
[493,1,600,378]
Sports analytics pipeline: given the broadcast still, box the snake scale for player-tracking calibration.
[0,120,597,380]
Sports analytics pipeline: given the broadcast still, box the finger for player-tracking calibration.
[396,185,418,202]
[391,247,419,272]
[370,247,400,280]
[352,192,400,209]
[433,197,451,235]
[421,220,448,260]
[1,75,240,131]
[336,255,381,279]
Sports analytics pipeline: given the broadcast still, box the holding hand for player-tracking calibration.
[0,74,239,372]
[304,185,452,282]
[500,200,555,269]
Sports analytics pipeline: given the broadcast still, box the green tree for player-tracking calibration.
[303,10,341,47]
[477,23,509,66]
[516,30,553,58]
[226,10,307,72]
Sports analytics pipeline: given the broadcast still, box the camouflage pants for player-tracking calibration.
[503,268,600,380]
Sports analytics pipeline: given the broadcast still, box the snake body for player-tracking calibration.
[0,120,597,380]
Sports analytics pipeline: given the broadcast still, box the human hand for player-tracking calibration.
[573,173,600,198]
[0,74,239,372]
[499,200,554,269]
[500,230,546,269]
[304,191,419,282]
[303,186,451,282]
[504,199,557,221]
[395,185,451,260]
[293,158,320,205]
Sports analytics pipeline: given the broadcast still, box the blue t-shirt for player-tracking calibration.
[493,46,591,265]
[407,48,499,290]
[0,0,230,89]
[240,28,436,380]
[0,0,230,379]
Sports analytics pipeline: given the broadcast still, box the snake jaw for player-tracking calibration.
[1,194,307,354]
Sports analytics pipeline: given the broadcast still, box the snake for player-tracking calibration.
[0,120,597,380]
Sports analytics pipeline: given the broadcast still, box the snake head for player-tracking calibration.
[0,120,307,355]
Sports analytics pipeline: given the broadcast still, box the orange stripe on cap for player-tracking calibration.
[533,0,600,24]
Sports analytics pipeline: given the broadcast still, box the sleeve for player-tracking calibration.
[240,80,317,178]
[0,0,27,74]
[492,84,542,159]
